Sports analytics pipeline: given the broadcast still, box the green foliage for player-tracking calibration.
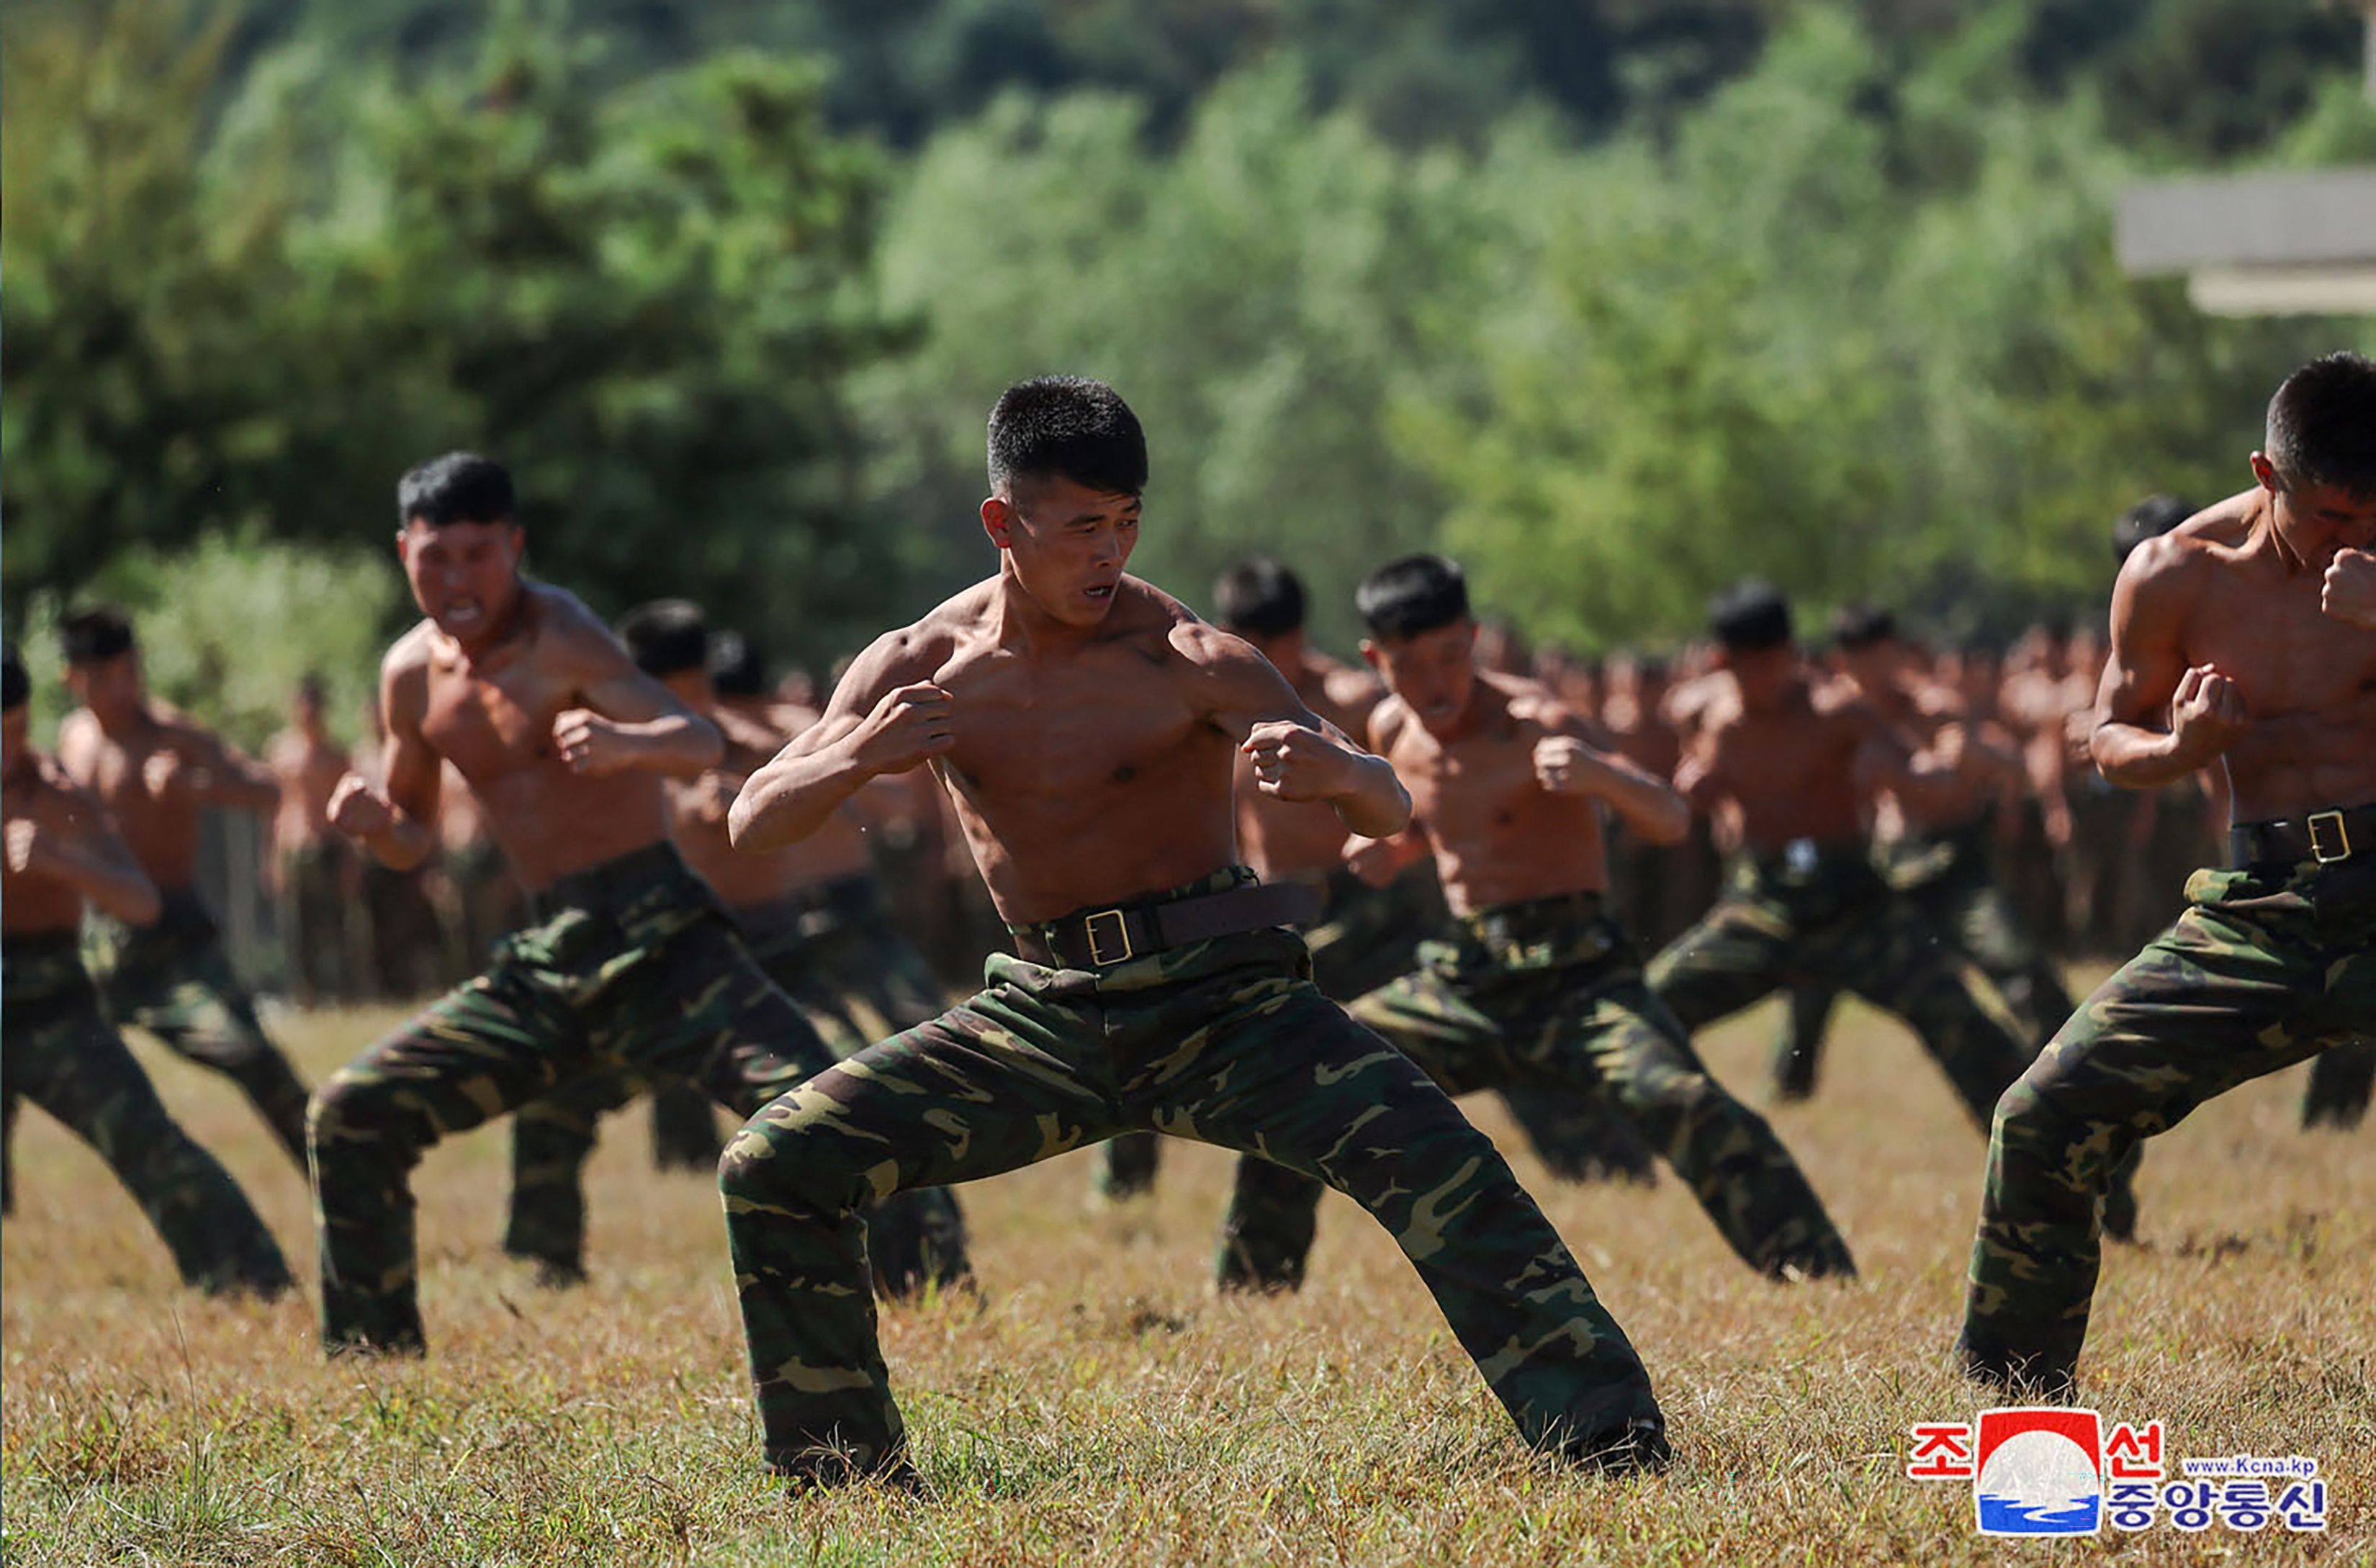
[858,66,1542,646]
[14,536,405,751]
[4,2,912,675]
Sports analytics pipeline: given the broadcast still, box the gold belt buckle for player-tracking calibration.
[2305,811,2352,865]
[1084,909,1134,966]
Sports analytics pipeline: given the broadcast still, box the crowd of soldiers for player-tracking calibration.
[3,355,2369,1491]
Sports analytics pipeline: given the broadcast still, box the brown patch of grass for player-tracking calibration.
[4,988,2370,1564]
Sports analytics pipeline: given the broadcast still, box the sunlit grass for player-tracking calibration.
[5,983,2369,1564]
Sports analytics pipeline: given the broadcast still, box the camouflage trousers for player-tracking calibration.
[278,840,356,1005]
[3,932,291,1295]
[2302,1036,2373,1130]
[503,874,969,1297]
[718,871,1665,1479]
[1098,867,1655,1214]
[310,843,858,1352]
[1092,865,1441,1202]
[1961,854,2376,1393]
[1647,845,2035,1133]
[86,892,312,1168]
[1215,893,1855,1292]
[1770,823,2074,1099]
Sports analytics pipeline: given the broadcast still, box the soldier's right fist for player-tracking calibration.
[326,772,397,840]
[849,682,955,774]
[4,816,53,876]
[2169,664,2248,765]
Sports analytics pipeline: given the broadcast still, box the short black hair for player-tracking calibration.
[60,605,136,665]
[1357,554,1470,642]
[1709,580,1793,653]
[1213,557,1306,638]
[1830,603,1897,650]
[397,451,517,528]
[708,631,766,698]
[2267,352,2376,498]
[615,599,709,679]
[2112,495,2195,562]
[986,376,1148,498]
[2,642,29,711]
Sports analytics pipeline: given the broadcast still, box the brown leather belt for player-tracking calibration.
[2229,802,2375,869]
[1014,879,1323,970]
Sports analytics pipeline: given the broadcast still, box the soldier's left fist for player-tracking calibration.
[2322,548,2376,630]
[1243,721,1355,802]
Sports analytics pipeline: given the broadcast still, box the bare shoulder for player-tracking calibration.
[1497,670,1570,738]
[1317,658,1385,711]
[524,582,631,670]
[1367,692,1416,754]
[832,587,980,711]
[55,708,99,762]
[715,703,788,760]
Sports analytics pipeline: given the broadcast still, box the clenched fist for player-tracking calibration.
[2323,549,2376,630]
[326,772,397,840]
[848,683,955,775]
[1532,735,1611,796]
[2169,664,2248,766]
[4,816,55,877]
[552,708,646,776]
[141,747,191,799]
[1242,721,1356,802]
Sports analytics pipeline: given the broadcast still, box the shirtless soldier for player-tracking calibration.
[1088,557,1392,1207]
[1768,608,2069,1098]
[720,377,1670,1488]
[268,675,356,1004]
[1212,557,1855,1295]
[308,452,885,1354]
[1645,585,2037,1135]
[1961,352,2376,1394]
[2,645,292,1295]
[503,599,968,1294]
[58,608,313,1166]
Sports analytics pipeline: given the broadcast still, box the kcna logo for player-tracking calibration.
[1904,1407,2326,1538]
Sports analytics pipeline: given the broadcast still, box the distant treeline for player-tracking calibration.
[4,0,2370,742]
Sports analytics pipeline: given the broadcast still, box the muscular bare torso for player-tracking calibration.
[1,757,117,936]
[58,706,235,894]
[2148,500,2376,819]
[1238,654,1383,880]
[1684,676,1873,853]
[391,587,672,891]
[894,580,1248,924]
[1376,672,1611,916]
[269,729,348,852]
[669,704,873,909]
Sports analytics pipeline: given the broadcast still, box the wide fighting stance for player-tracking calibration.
[719,377,1670,1489]
[1960,351,2376,1394]
[1,644,292,1296]
[1211,555,1855,1291]
[307,452,920,1354]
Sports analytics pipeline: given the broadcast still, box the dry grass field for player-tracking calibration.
[4,979,2370,1565]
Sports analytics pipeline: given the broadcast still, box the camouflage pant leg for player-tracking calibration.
[312,893,834,1354]
[279,846,353,1005]
[1644,895,1796,1032]
[754,928,971,1299]
[720,929,1662,1476]
[649,1080,724,1169]
[503,1067,639,1279]
[1811,904,2033,1135]
[1960,865,2375,1393]
[1353,958,1853,1280]
[1768,983,1839,1100]
[2302,1037,2374,1130]
[97,927,312,1168]
[1093,1130,1163,1200]
[4,990,290,1295]
[1918,871,2074,1052]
